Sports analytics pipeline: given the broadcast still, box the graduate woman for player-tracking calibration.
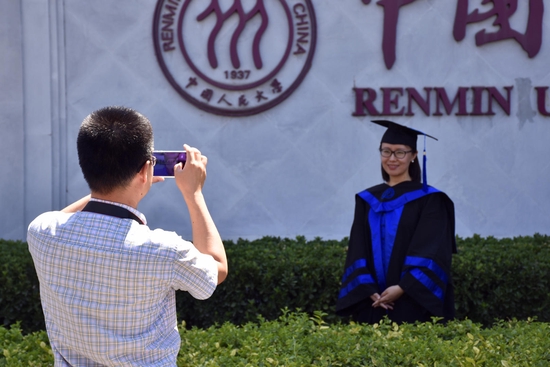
[336,120,456,324]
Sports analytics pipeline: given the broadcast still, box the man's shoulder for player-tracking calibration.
[28,211,72,230]
[128,226,194,252]
[27,211,76,250]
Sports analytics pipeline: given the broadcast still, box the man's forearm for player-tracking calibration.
[61,195,91,213]
[185,193,228,283]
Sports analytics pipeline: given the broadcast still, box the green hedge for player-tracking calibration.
[176,236,346,328]
[2,312,550,366]
[177,234,550,328]
[2,235,550,333]
[0,240,44,332]
[453,234,550,325]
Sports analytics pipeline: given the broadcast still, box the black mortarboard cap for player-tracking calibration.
[371,120,438,191]
[371,120,437,151]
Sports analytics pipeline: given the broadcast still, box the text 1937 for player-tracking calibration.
[224,70,251,79]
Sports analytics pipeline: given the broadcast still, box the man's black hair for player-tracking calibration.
[77,106,153,194]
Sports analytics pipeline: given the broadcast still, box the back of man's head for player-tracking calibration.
[77,106,153,195]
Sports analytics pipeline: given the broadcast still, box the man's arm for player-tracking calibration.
[61,194,91,213]
[175,144,228,284]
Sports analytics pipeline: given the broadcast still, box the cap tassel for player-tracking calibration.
[422,135,428,192]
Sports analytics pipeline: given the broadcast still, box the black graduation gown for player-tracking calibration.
[336,181,456,324]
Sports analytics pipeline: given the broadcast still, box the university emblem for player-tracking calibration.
[153,0,317,116]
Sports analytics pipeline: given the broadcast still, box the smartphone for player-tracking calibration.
[153,151,186,177]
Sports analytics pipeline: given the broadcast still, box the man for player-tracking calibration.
[27,106,228,366]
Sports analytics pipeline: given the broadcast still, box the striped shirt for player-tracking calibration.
[27,199,218,366]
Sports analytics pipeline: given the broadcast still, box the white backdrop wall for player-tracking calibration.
[2,0,549,241]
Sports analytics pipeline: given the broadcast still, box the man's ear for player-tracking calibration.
[137,161,149,184]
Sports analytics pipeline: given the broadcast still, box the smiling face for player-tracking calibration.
[380,143,418,185]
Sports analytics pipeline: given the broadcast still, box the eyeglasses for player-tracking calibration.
[379,148,413,159]
[138,155,157,173]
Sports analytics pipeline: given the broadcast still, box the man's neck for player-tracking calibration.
[91,188,140,209]
[90,168,150,210]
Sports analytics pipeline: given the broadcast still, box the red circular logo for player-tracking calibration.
[153,0,317,116]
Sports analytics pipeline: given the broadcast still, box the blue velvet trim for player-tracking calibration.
[404,256,448,284]
[341,258,367,283]
[381,207,403,277]
[338,274,376,299]
[358,187,439,292]
[409,268,444,300]
[369,210,387,291]
[358,186,440,214]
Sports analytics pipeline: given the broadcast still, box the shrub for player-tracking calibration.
[0,240,44,332]
[1,313,550,366]
[176,236,347,328]
[2,235,550,332]
[177,234,550,328]
[176,313,550,366]
[452,233,550,325]
[0,323,53,366]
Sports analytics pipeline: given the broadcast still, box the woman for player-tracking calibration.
[336,120,456,324]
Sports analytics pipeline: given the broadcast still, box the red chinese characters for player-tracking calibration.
[454,0,544,58]
[363,0,419,69]
[361,0,544,69]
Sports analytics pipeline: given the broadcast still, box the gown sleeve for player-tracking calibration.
[397,192,456,318]
[335,194,380,316]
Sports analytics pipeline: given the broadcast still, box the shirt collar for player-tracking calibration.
[89,198,147,225]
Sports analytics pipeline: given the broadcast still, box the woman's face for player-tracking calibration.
[380,143,417,183]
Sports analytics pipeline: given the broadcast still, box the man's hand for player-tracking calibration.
[174,144,207,199]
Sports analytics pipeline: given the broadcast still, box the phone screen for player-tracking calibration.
[153,151,186,177]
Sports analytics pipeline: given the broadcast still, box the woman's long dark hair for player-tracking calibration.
[381,151,421,183]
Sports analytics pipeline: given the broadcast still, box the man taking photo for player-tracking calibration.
[27,106,228,366]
